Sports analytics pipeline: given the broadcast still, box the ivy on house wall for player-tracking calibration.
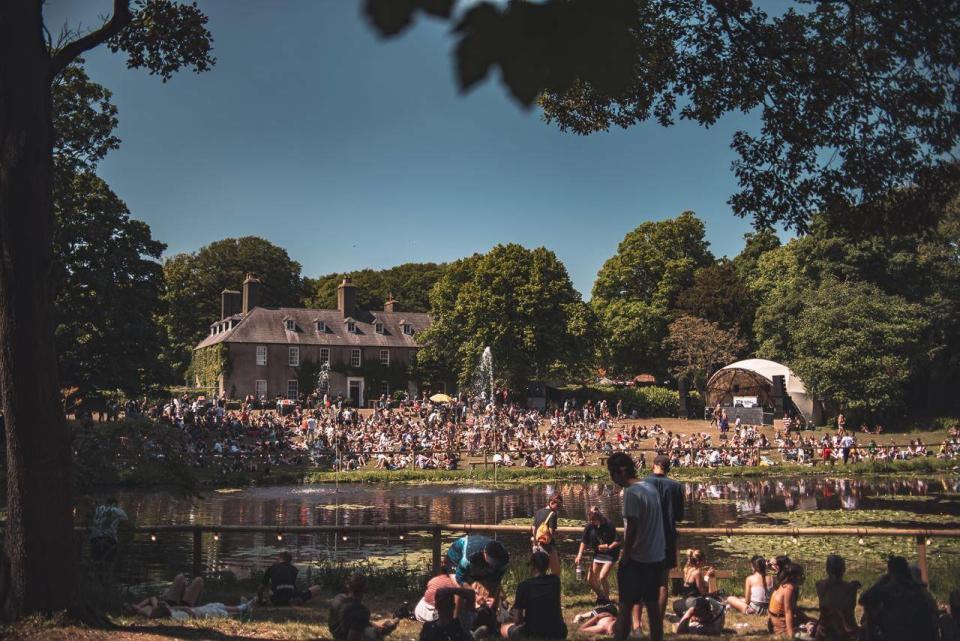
[186,344,230,390]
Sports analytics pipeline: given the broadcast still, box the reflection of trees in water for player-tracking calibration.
[106,476,958,589]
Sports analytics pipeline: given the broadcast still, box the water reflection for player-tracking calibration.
[102,475,959,590]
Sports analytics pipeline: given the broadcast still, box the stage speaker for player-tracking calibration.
[772,374,786,418]
[678,379,689,419]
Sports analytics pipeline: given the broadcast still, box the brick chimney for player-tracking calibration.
[337,276,356,317]
[383,292,398,313]
[221,289,242,319]
[242,273,261,314]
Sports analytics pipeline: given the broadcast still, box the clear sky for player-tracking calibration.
[45,0,768,297]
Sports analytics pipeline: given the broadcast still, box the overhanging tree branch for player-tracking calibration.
[48,0,132,77]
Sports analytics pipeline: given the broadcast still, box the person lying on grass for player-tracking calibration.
[125,573,255,620]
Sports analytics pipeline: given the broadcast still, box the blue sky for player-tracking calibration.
[46,0,769,297]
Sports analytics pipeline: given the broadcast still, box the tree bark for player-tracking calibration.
[0,1,78,617]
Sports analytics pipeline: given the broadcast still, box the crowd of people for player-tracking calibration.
[121,451,960,640]
[72,391,960,478]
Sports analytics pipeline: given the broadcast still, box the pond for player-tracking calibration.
[97,475,960,592]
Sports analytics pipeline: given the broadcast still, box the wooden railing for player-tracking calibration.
[116,523,960,584]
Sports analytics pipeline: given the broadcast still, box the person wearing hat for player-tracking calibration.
[644,453,685,621]
[500,551,567,640]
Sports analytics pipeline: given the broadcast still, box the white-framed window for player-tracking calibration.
[286,379,298,399]
[350,349,361,367]
[381,381,390,396]
[255,379,267,398]
[285,319,295,331]
[288,346,300,367]
[315,320,326,332]
[380,349,390,366]
[319,347,330,365]
[347,320,356,333]
[375,322,384,334]
[402,323,413,336]
[256,345,267,366]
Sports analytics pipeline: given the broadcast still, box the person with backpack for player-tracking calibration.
[532,493,563,576]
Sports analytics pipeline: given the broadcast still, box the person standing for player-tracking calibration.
[532,493,563,576]
[574,507,619,605]
[606,452,665,641]
[90,497,128,564]
[644,454,684,621]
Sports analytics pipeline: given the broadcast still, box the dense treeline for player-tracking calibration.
[54,68,959,424]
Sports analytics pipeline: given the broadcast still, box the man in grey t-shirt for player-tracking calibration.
[607,452,664,641]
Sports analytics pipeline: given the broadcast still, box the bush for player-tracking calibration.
[557,385,704,418]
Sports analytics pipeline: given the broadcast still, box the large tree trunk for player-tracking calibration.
[0,2,78,617]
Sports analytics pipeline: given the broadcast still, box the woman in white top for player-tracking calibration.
[726,556,772,615]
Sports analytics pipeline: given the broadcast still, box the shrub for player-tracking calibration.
[557,385,703,418]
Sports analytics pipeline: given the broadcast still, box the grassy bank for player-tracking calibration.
[282,456,959,486]
[6,555,957,641]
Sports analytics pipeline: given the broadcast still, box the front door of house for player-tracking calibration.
[348,378,363,408]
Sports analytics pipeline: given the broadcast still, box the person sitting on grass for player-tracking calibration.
[419,587,479,641]
[768,562,817,640]
[415,567,462,623]
[125,574,255,620]
[814,555,860,641]
[859,556,938,641]
[329,573,400,641]
[500,551,568,641]
[259,551,322,606]
[674,597,725,635]
[726,555,771,615]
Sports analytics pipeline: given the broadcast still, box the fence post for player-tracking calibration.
[916,535,929,585]
[432,525,442,574]
[192,527,202,578]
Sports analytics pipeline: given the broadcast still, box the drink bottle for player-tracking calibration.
[575,561,583,581]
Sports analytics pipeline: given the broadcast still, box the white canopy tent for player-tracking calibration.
[706,358,823,424]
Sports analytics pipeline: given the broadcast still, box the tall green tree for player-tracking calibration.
[0,0,213,615]
[663,315,746,394]
[302,262,446,312]
[592,211,713,376]
[54,171,166,396]
[753,186,960,418]
[161,236,303,378]
[52,63,167,397]
[675,261,754,338]
[789,279,928,419]
[417,244,593,391]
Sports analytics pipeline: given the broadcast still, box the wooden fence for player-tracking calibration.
[120,523,960,585]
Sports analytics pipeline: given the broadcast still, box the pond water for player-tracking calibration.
[99,475,960,591]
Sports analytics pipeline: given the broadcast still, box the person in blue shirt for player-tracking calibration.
[446,535,510,588]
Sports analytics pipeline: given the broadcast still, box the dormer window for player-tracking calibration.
[347,320,356,333]
[402,323,413,336]
[315,320,326,333]
[284,319,295,331]
[375,322,384,334]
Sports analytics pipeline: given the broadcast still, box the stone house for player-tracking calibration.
[192,275,431,406]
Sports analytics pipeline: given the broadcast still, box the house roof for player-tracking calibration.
[195,306,431,350]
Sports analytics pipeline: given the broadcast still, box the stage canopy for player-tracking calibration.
[705,358,823,423]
